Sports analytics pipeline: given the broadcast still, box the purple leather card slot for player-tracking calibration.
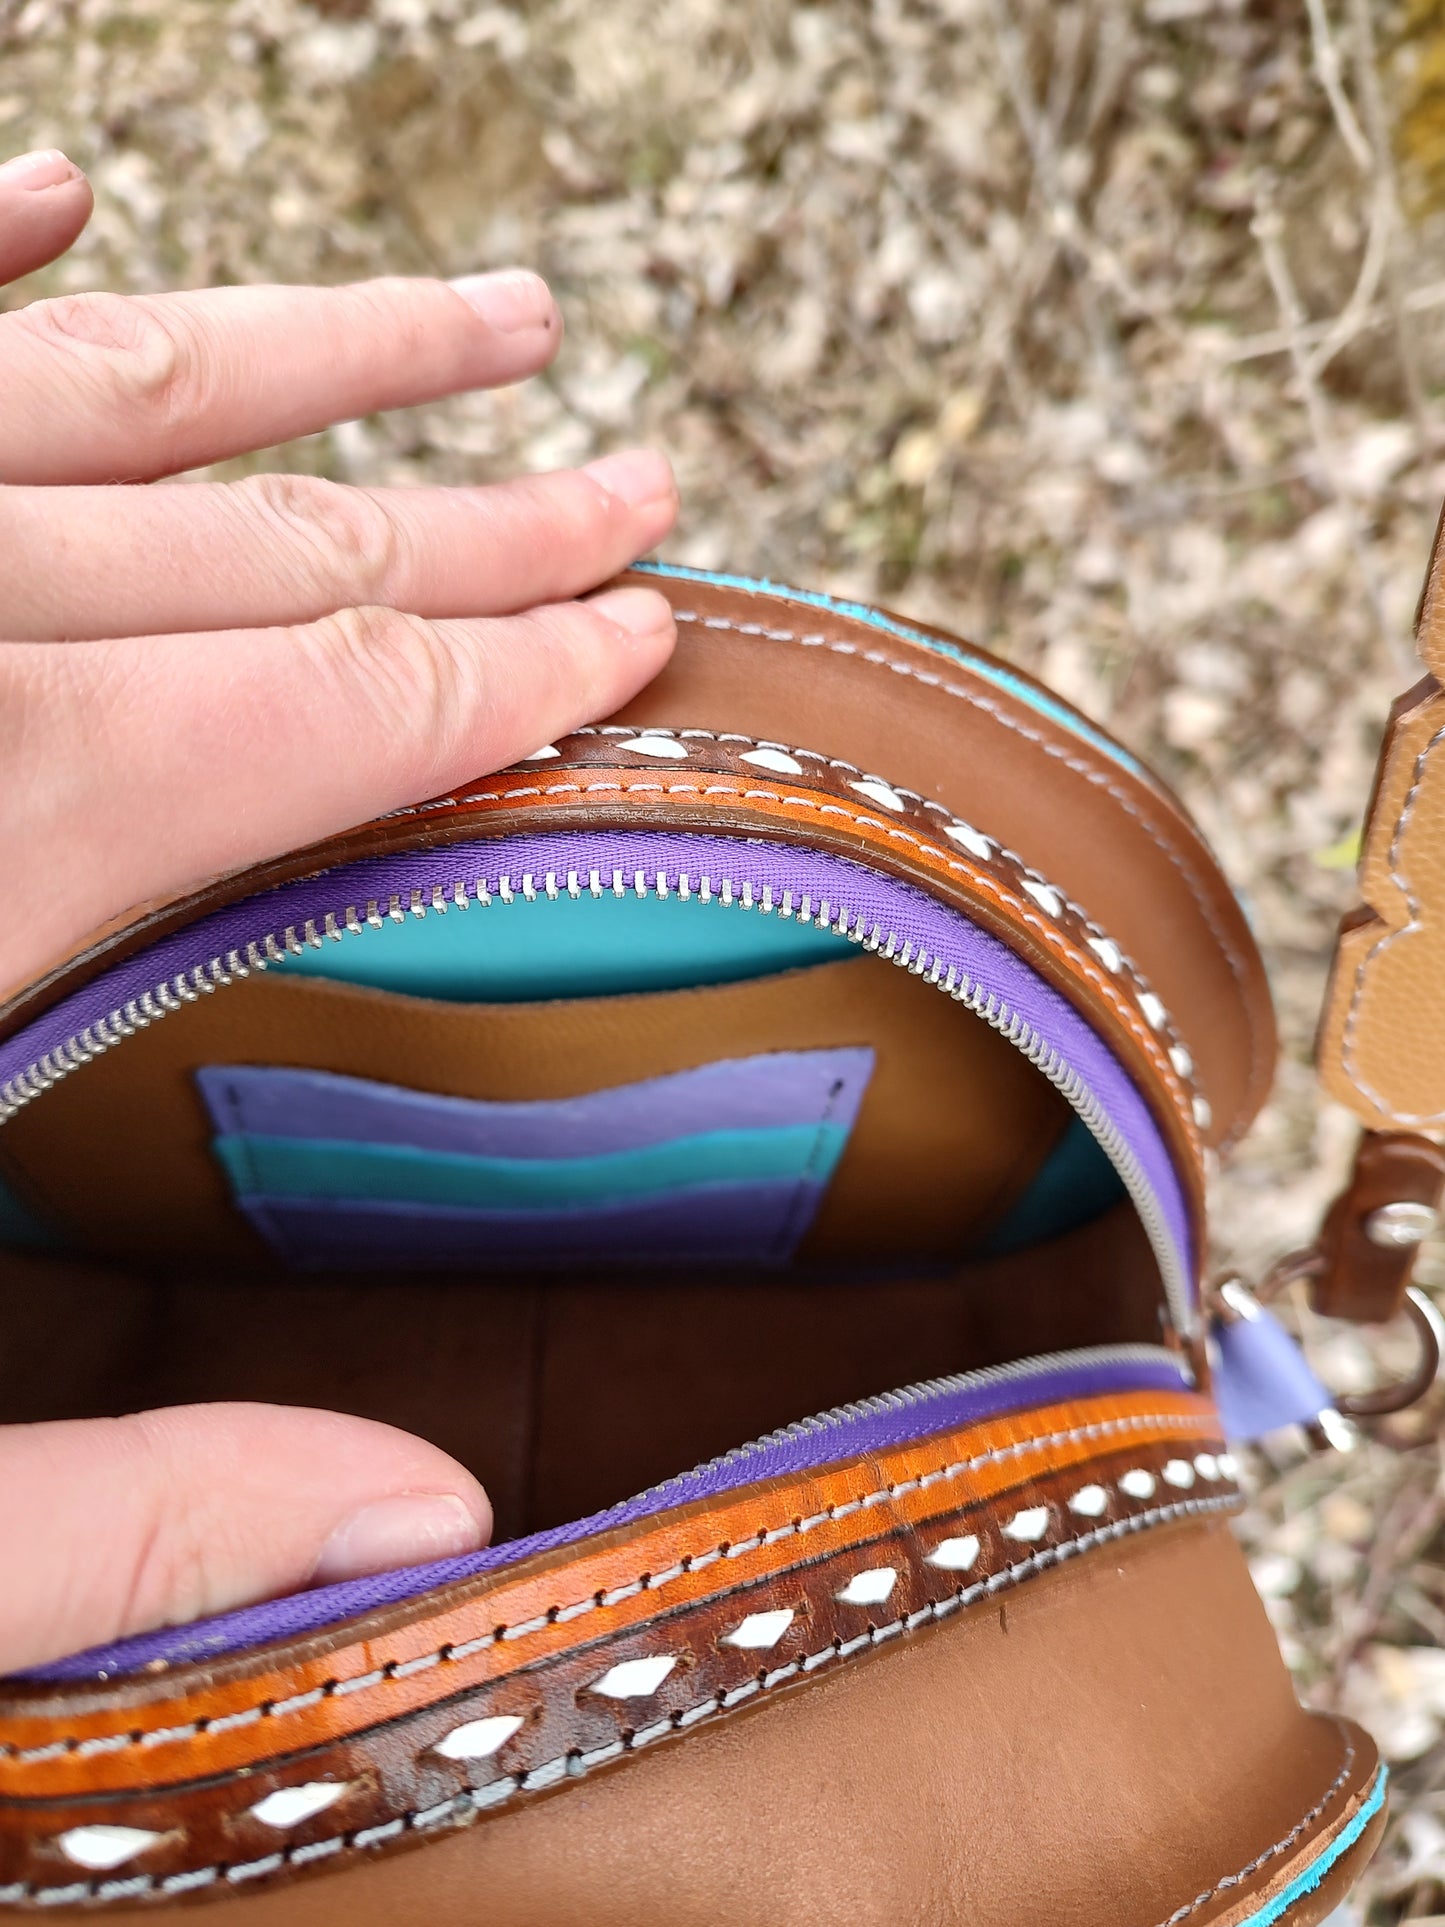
[244,1180,828,1271]
[197,1051,874,1160]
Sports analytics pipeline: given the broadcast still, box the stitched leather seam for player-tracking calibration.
[1149,1728,1365,1927]
[2,1411,1215,1764]
[1339,717,1445,1123]
[0,1493,1243,1907]
[427,774,1197,1141]
[667,607,1263,1137]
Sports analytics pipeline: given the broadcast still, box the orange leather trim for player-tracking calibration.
[0,1389,1218,1797]
[407,756,1203,1165]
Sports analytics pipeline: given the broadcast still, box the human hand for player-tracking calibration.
[0,148,679,1673]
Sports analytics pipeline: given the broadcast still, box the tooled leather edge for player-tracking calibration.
[0,1437,1239,1909]
[0,573,1269,1149]
[0,1393,1217,1779]
[0,729,1206,1234]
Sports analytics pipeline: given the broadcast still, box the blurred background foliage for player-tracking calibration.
[6,0,1445,1914]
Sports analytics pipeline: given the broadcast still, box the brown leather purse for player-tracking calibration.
[2,523,1438,1924]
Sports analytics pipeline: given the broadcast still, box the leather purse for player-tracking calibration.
[3,521,1441,1924]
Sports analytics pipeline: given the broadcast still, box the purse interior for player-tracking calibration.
[0,833,1182,1545]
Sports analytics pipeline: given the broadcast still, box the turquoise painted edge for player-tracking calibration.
[1234,1764,1387,1927]
[633,559,1146,779]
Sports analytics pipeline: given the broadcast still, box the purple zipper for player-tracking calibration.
[21,1344,1192,1681]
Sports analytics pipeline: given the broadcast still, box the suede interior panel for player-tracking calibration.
[0,1205,1161,1538]
[0,956,1067,1268]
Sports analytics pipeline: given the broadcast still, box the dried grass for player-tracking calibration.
[4,0,1445,1914]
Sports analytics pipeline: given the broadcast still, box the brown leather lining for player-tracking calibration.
[0,1204,1164,1541]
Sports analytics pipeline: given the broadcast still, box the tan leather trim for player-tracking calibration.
[0,574,1272,1149]
[614,574,1271,1144]
[1318,674,1445,1128]
[3,1522,1372,1926]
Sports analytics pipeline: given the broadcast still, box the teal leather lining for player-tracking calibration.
[214,1121,851,1212]
[274,891,854,1003]
[0,1173,56,1250]
[1233,1764,1385,1927]
[977,1116,1124,1255]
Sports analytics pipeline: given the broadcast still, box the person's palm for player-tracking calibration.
[0,147,679,1673]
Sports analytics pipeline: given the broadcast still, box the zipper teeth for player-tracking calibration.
[0,863,1190,1328]
[679,1342,1187,1478]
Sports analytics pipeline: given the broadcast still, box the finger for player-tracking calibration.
[0,1403,489,1674]
[0,270,562,485]
[0,150,93,286]
[0,586,676,990]
[0,450,678,641]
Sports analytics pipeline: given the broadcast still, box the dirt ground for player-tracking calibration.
[6,0,1445,1915]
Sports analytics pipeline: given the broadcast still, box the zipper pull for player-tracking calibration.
[1206,1279,1349,1447]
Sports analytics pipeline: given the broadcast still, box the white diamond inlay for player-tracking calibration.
[57,1826,164,1872]
[835,1567,898,1606]
[433,1715,525,1761]
[521,744,561,761]
[849,778,906,812]
[739,747,805,777]
[1218,1453,1239,1480]
[1193,1095,1214,1130]
[1021,878,1063,917]
[1138,991,1168,1030]
[1162,1458,1196,1489]
[925,1534,981,1572]
[1068,1484,1109,1518]
[250,1783,349,1829]
[1194,1453,1220,1481]
[722,1609,796,1651]
[1169,1045,1194,1078]
[589,1655,677,1700]
[1087,935,1123,972]
[1119,1469,1157,1501]
[1001,1505,1050,1543]
[624,735,688,759]
[944,820,993,859]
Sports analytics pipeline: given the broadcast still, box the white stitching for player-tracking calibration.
[3,1413,1216,1764]
[1150,1736,1368,1927]
[10,1493,1245,1906]
[1340,717,1445,1121]
[666,608,1263,1135]
[418,773,1198,1131]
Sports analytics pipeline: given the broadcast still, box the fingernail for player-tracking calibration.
[311,1494,482,1586]
[0,149,81,190]
[448,269,558,335]
[582,448,677,511]
[588,586,676,638]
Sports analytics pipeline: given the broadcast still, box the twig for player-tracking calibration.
[1345,0,1432,446]
[1218,276,1445,365]
[1251,179,1399,665]
[1305,0,1373,172]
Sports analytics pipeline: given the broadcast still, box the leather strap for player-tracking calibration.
[1315,504,1445,1322]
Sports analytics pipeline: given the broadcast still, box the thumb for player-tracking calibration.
[0,1403,490,1675]
[1,584,675,991]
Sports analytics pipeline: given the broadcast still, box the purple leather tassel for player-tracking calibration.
[1210,1295,1335,1439]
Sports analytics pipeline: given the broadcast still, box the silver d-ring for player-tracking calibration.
[1334,1286,1445,1419]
